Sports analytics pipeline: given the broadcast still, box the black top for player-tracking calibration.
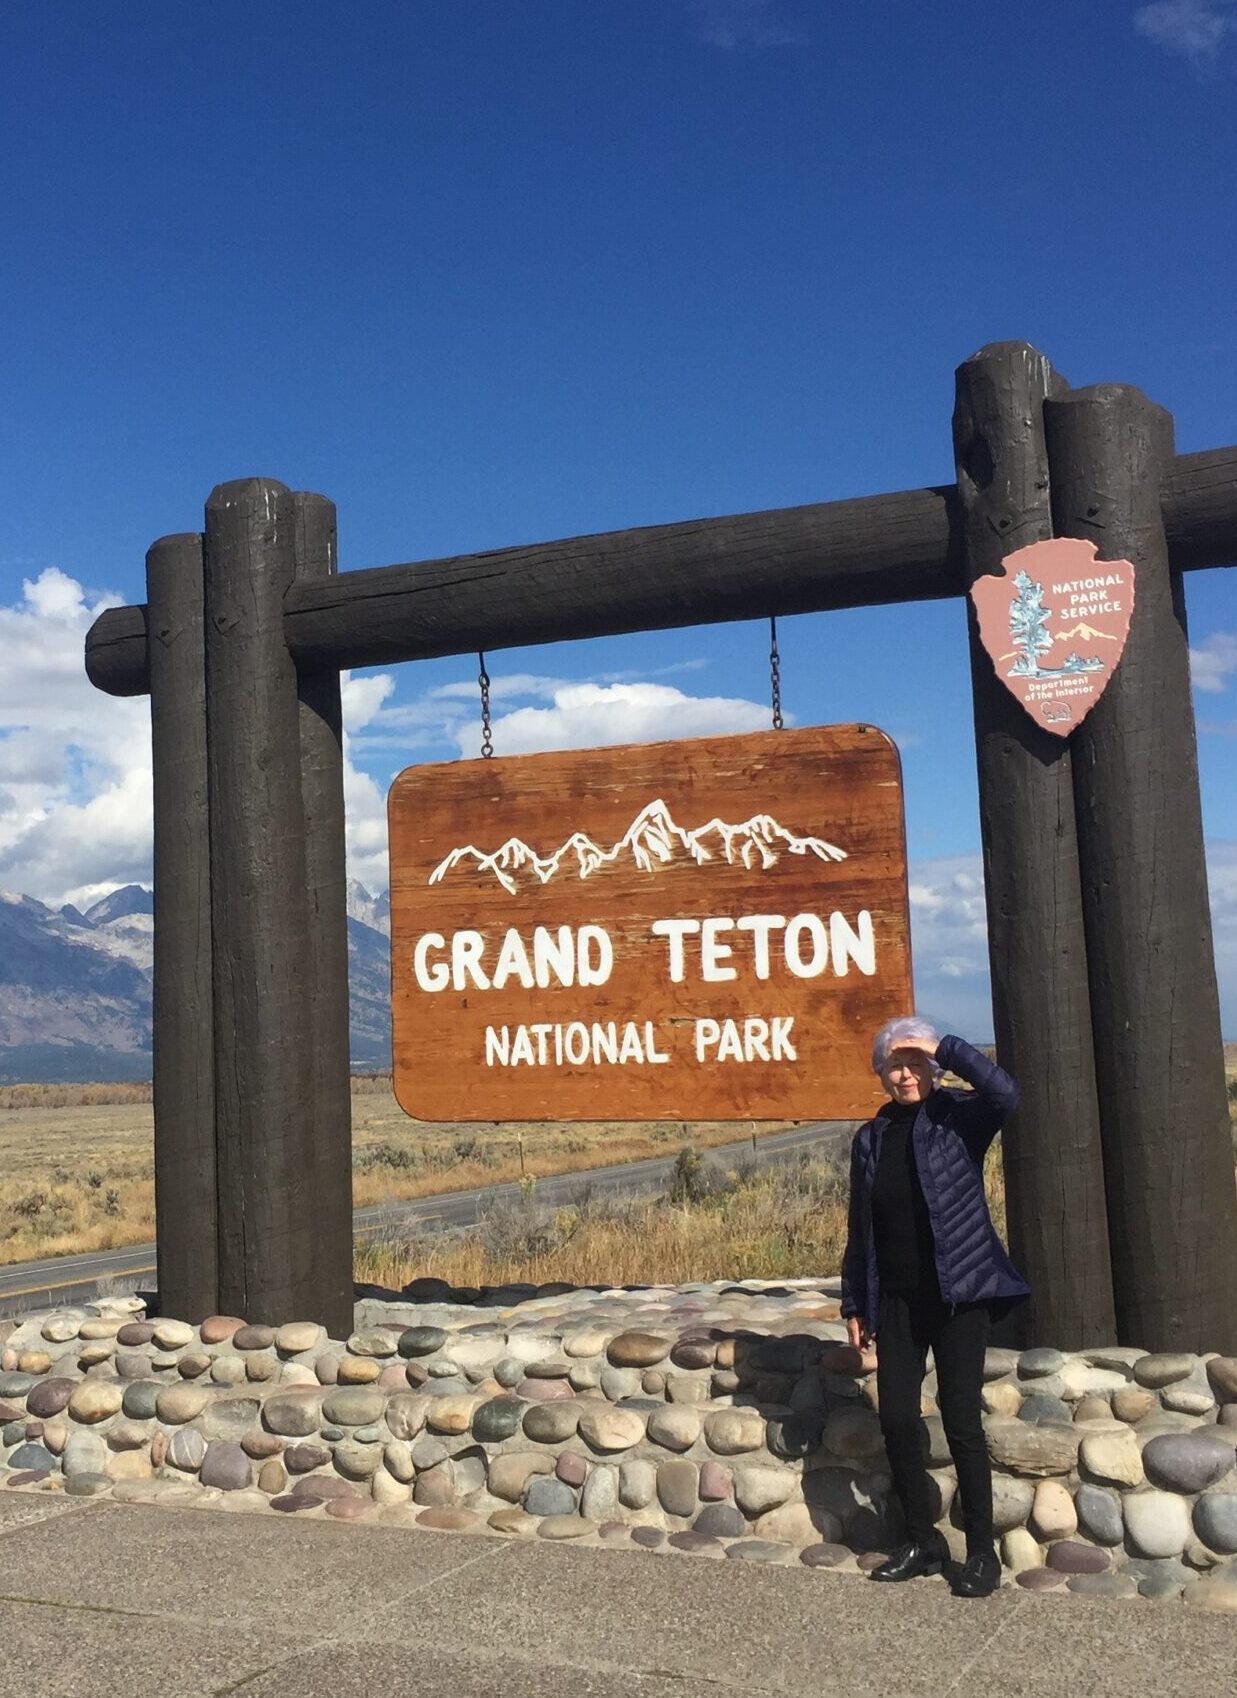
[870,1101,940,1297]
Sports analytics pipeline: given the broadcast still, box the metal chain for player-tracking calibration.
[769,616,784,730]
[478,651,493,758]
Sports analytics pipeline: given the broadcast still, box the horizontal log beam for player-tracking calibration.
[84,446,1237,697]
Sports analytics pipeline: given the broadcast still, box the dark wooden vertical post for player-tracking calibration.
[292,492,355,1338]
[147,532,218,1321]
[203,479,318,1324]
[952,343,1116,1347]
[1045,386,1237,1352]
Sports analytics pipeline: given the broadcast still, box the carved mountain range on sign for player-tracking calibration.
[428,798,848,895]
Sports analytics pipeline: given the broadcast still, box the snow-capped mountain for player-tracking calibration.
[0,887,153,1081]
[82,885,157,926]
[429,798,847,894]
[346,879,390,936]
[0,882,392,1082]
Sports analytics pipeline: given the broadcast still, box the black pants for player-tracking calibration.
[875,1288,993,1553]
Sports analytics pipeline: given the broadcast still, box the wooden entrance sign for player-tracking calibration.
[388,725,911,1121]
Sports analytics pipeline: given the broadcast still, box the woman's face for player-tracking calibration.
[879,1046,935,1105]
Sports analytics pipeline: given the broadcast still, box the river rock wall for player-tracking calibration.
[2,1277,1236,1610]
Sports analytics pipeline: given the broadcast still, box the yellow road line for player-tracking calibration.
[0,1265,156,1301]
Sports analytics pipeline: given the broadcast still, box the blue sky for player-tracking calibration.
[1,0,1235,1035]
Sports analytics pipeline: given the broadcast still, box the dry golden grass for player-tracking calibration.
[0,1089,161,1266]
[0,1096,157,1260]
[0,1080,152,1111]
[353,1144,1007,1291]
[0,1075,791,1265]
[353,1153,849,1291]
[349,1095,791,1209]
[1,1052,1232,1273]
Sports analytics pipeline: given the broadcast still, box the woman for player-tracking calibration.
[841,1017,1028,1599]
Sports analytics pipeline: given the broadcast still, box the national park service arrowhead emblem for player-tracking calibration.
[970,538,1136,737]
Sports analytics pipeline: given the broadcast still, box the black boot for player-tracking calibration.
[952,1547,1001,1598]
[870,1534,946,1582]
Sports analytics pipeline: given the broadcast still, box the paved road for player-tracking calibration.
[0,1118,855,1314]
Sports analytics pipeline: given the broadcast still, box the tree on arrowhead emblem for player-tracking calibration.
[1008,570,1053,677]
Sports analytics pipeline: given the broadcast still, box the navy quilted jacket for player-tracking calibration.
[840,1035,1029,1334]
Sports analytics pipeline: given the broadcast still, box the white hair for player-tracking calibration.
[871,1015,941,1075]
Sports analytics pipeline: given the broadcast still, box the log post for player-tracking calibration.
[1044,386,1237,1352]
[952,344,1116,1347]
[292,492,355,1338]
[203,479,318,1324]
[146,532,218,1320]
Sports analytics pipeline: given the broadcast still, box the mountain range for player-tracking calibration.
[0,882,391,1083]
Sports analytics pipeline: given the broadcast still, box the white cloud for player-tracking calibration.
[339,670,398,894]
[423,660,711,706]
[0,587,767,910]
[689,0,803,49]
[908,844,1237,1040]
[341,668,778,880]
[341,760,390,896]
[22,565,91,621]
[347,668,779,763]
[0,578,403,907]
[1190,630,1237,694]
[427,672,570,704]
[907,854,994,1038]
[599,659,710,685]
[1134,1,1235,65]
[0,569,152,906]
[453,680,773,758]
[346,695,472,751]
[341,670,396,731]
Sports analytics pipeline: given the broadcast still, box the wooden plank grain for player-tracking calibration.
[146,531,218,1322]
[1164,444,1237,569]
[388,726,912,1122]
[1045,386,1237,1353]
[203,478,317,1325]
[292,492,355,1340]
[952,342,1116,1349]
[284,486,965,671]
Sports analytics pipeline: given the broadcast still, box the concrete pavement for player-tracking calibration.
[0,1491,1232,1698]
